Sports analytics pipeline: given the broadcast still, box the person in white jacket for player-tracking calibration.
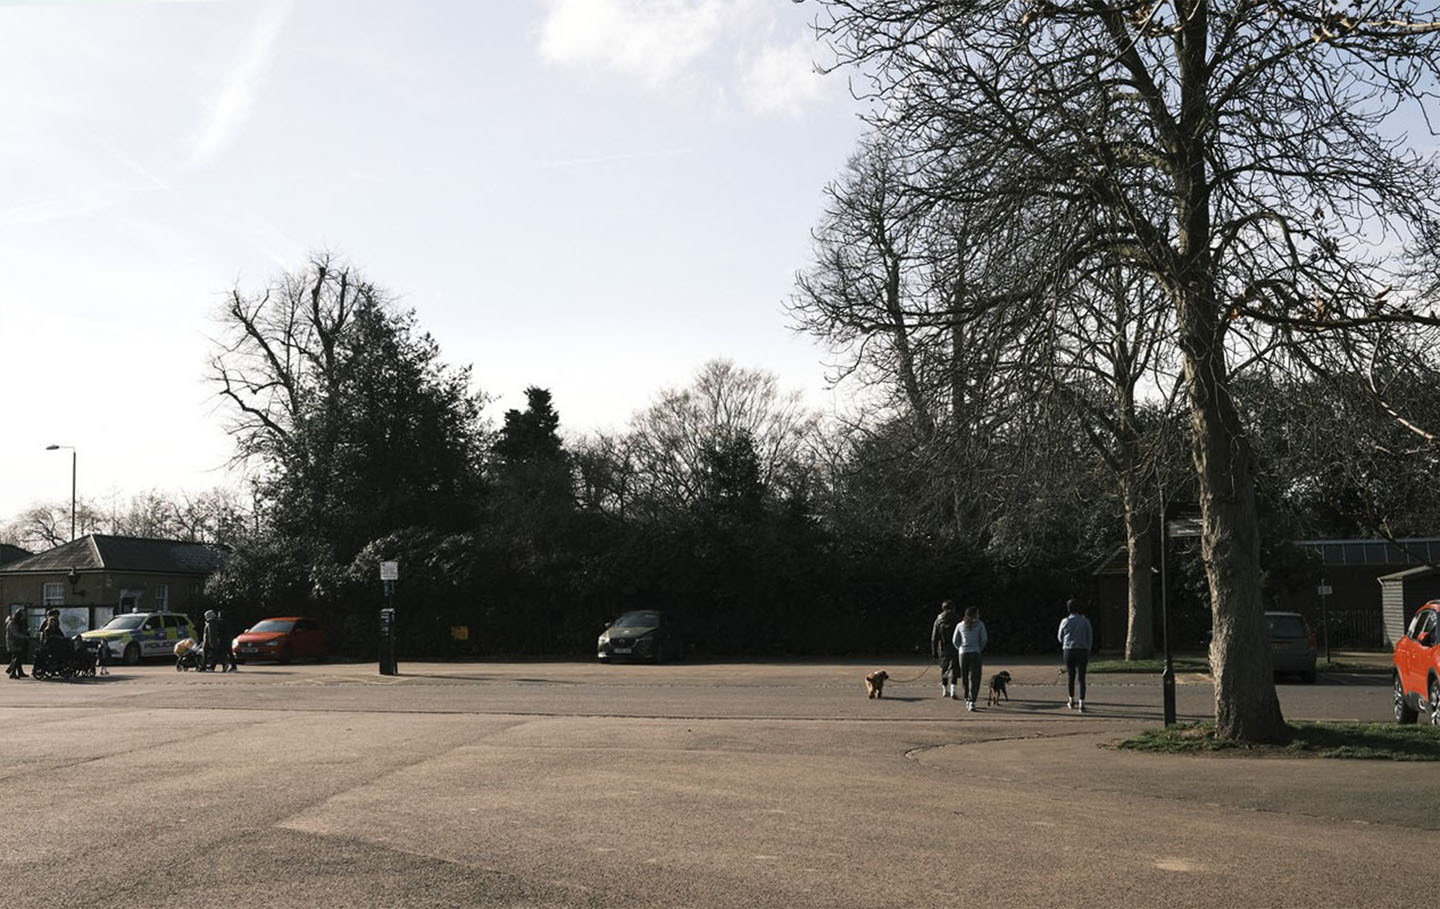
[951,607,989,711]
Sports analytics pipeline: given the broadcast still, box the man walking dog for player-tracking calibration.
[931,600,961,699]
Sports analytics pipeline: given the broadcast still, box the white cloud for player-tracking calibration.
[187,0,291,167]
[537,0,828,114]
[538,0,724,86]
[739,37,822,116]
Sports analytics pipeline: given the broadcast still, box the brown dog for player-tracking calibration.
[865,670,889,698]
[986,671,1012,706]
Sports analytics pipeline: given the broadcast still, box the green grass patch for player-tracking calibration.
[1087,656,1209,674]
[1112,721,1440,760]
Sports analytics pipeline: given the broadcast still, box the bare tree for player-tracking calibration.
[624,360,819,519]
[815,0,1440,741]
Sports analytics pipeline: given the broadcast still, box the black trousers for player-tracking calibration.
[938,646,960,685]
[1064,648,1089,700]
[960,651,983,701]
[6,654,23,677]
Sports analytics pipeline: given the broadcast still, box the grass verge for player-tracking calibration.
[1088,656,1209,674]
[1111,721,1440,760]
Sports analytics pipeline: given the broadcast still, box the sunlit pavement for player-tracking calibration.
[0,657,1424,908]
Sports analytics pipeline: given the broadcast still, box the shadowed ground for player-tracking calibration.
[0,655,1419,908]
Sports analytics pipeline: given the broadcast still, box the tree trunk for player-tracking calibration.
[1178,297,1288,743]
[1122,477,1155,660]
[1171,0,1286,744]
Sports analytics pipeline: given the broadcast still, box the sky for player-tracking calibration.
[0,0,868,523]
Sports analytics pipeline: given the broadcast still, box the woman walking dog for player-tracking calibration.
[951,607,988,711]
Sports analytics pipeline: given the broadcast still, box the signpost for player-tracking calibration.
[1160,508,1203,727]
[379,561,399,675]
[1317,579,1332,662]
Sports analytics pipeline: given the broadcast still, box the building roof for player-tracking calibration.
[1092,537,1440,577]
[0,534,229,575]
[1295,538,1440,568]
[0,544,30,567]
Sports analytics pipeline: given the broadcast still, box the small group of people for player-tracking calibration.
[930,597,1094,712]
[5,607,110,678]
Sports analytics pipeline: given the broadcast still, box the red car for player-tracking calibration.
[1393,600,1440,725]
[231,616,326,664]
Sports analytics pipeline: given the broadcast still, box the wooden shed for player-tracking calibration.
[1378,565,1440,647]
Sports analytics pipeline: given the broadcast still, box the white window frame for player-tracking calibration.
[154,583,169,612]
[42,583,64,607]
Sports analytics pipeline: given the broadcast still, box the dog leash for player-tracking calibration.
[886,664,932,685]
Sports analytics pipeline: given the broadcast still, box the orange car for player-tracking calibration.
[1393,600,1440,725]
[231,616,326,664]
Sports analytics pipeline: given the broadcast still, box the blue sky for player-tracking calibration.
[0,0,866,522]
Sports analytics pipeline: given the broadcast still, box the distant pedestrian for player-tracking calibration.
[931,600,962,699]
[202,610,220,671]
[38,610,63,653]
[217,610,236,672]
[6,609,28,679]
[1058,598,1094,712]
[951,607,989,711]
[95,638,112,676]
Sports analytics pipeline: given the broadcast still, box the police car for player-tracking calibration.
[81,612,197,665]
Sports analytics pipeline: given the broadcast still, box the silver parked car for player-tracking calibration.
[1265,611,1317,683]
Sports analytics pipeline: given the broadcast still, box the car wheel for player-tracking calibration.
[1430,678,1440,728]
[1395,674,1418,724]
[123,643,140,666]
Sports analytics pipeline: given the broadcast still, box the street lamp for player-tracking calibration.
[45,444,76,542]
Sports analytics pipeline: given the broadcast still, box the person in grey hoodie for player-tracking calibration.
[1058,598,1094,712]
[951,607,988,711]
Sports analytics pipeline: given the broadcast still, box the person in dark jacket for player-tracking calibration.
[202,610,220,671]
[38,610,64,652]
[216,610,236,672]
[6,609,28,679]
[930,600,961,699]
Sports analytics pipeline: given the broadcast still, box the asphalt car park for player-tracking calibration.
[0,656,1424,908]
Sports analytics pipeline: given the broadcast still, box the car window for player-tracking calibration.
[163,615,181,628]
[103,615,146,631]
[1415,610,1438,642]
[615,612,661,628]
[143,616,162,630]
[250,619,295,634]
[1264,614,1306,638]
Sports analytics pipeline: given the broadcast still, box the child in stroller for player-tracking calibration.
[174,637,204,671]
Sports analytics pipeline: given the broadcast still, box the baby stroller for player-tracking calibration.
[174,637,204,671]
[32,636,96,681]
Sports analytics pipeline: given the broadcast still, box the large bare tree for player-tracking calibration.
[814,0,1440,741]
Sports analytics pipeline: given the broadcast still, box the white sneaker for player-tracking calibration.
[1067,697,1075,710]
[1078,700,1086,713]
[966,701,974,711]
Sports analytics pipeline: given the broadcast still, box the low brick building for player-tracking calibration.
[0,534,228,636]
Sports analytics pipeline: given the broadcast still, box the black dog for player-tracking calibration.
[986,671,1012,706]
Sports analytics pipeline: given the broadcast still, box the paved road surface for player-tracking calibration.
[0,657,1423,908]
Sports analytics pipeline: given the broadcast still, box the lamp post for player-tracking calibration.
[45,444,76,541]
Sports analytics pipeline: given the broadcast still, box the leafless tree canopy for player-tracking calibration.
[810,0,1440,741]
